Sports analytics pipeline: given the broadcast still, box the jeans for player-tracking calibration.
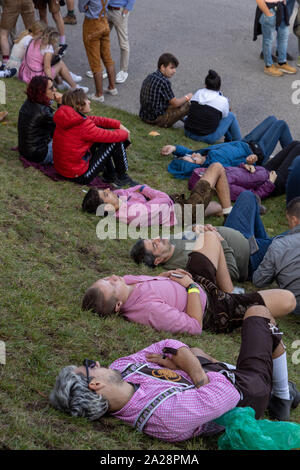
[243,116,293,164]
[259,9,289,66]
[42,140,53,164]
[184,111,242,144]
[286,155,300,204]
[224,191,272,278]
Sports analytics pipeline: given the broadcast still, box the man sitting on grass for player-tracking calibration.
[139,53,193,128]
[81,230,296,335]
[50,305,300,442]
[253,196,300,315]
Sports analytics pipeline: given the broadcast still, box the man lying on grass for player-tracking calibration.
[50,305,300,442]
[82,231,296,335]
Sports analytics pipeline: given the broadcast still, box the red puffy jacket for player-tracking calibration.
[53,105,128,178]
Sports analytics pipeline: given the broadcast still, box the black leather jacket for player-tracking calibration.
[18,99,56,162]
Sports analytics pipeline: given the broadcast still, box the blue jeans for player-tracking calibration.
[184,111,242,144]
[224,191,272,278]
[286,155,300,204]
[259,9,290,66]
[243,116,293,164]
[42,140,53,164]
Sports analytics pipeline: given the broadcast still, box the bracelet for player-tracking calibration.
[188,288,200,294]
[186,283,198,292]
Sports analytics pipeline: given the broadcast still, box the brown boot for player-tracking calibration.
[63,13,77,25]
[185,179,212,224]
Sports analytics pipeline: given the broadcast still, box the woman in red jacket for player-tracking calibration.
[53,89,137,187]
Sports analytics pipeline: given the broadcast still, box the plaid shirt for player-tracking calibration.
[139,70,175,121]
[111,339,240,442]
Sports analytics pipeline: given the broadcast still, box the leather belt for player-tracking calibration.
[108,6,121,10]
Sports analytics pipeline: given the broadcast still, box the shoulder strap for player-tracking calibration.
[99,0,109,17]
[23,39,44,74]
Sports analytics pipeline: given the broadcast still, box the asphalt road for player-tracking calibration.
[18,0,300,138]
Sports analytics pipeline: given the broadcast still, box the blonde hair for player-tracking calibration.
[14,21,47,44]
[40,26,59,51]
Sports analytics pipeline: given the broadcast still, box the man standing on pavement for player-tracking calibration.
[106,0,135,84]
[78,0,117,102]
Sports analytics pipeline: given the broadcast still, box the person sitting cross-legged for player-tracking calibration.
[50,306,300,443]
[82,230,296,336]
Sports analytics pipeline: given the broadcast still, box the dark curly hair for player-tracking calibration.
[26,75,53,106]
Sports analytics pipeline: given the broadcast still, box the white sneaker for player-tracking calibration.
[76,85,89,93]
[86,70,107,79]
[70,71,82,83]
[88,93,104,103]
[116,70,128,83]
[104,87,118,96]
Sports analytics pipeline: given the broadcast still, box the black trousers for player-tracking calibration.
[73,141,128,185]
[264,141,300,194]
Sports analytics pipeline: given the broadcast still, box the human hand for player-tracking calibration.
[161,145,176,156]
[186,93,193,100]
[182,153,206,165]
[53,91,63,104]
[269,170,277,183]
[145,352,178,370]
[163,269,194,288]
[244,164,256,173]
[123,8,129,15]
[246,154,258,164]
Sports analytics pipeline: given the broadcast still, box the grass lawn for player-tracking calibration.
[0,78,299,451]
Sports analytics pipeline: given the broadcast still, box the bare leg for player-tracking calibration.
[37,6,48,24]
[54,61,76,88]
[0,29,10,57]
[202,163,232,210]
[106,63,116,90]
[52,11,65,38]
[93,71,103,97]
[193,231,234,292]
[258,289,296,318]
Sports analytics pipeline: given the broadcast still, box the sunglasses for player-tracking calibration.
[82,359,97,384]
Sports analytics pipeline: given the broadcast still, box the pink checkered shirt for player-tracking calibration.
[111,339,240,442]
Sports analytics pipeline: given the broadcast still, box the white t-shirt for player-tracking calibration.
[7,34,32,71]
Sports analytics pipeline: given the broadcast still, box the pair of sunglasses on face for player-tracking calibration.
[83,359,96,384]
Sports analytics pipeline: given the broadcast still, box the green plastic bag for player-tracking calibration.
[214,407,300,450]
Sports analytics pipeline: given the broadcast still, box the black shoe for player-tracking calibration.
[101,172,116,184]
[113,174,139,188]
[289,381,300,409]
[58,44,68,57]
[1,67,17,78]
[276,50,294,61]
[268,382,300,421]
